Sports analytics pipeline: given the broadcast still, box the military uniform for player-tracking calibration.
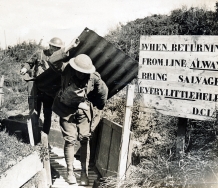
[22,49,54,134]
[48,49,108,185]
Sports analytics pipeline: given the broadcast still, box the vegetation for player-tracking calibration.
[0,41,43,119]
[0,130,41,175]
[101,4,218,188]
[105,4,218,61]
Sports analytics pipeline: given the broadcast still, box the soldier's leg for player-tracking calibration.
[76,109,92,186]
[42,93,53,134]
[60,117,78,184]
[80,138,90,185]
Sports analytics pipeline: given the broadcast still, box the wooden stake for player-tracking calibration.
[117,84,135,182]
[27,119,35,146]
[176,117,188,157]
[41,131,52,187]
[37,169,48,188]
[27,80,40,144]
[0,75,4,107]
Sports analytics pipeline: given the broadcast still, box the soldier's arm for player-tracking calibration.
[20,50,40,75]
[48,49,69,73]
[48,38,80,73]
[95,78,108,110]
[88,72,108,110]
[89,75,108,132]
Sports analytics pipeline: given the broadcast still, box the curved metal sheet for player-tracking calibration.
[36,28,138,99]
[68,28,138,98]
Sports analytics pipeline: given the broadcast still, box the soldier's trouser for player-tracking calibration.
[60,108,92,174]
[36,91,53,134]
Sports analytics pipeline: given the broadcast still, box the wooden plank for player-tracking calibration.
[140,35,218,44]
[27,81,40,144]
[126,132,134,177]
[138,65,218,89]
[139,51,218,64]
[137,79,218,93]
[27,119,35,146]
[139,106,215,121]
[96,118,134,179]
[41,131,52,187]
[107,129,121,177]
[137,94,216,121]
[103,118,122,133]
[96,123,112,177]
[93,120,103,167]
[118,84,134,180]
[90,119,101,165]
[0,151,43,188]
[36,168,48,188]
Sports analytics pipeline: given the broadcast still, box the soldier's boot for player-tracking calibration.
[64,142,77,184]
[80,139,90,186]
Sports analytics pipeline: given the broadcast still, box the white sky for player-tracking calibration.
[0,0,216,48]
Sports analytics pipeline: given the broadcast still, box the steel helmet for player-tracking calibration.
[69,54,96,74]
[49,37,63,48]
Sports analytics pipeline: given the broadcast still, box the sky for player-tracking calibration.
[0,0,217,48]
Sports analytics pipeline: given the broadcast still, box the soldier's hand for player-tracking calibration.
[64,38,80,53]
[78,102,89,111]
[20,67,27,75]
[91,110,102,132]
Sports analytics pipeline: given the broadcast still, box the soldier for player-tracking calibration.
[48,38,108,185]
[20,37,63,135]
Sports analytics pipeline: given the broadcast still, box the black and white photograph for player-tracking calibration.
[0,0,217,187]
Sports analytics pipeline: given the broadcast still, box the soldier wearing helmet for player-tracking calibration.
[20,37,64,135]
[48,38,108,185]
[48,37,64,54]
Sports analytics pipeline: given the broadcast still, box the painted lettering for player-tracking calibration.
[141,73,167,81]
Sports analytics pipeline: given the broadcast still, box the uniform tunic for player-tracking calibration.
[48,49,108,142]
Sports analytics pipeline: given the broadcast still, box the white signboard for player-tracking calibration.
[138,35,218,121]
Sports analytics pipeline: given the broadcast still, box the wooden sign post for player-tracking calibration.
[117,84,135,183]
[176,117,188,156]
[0,75,4,107]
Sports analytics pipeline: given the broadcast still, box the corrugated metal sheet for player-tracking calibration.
[36,28,138,99]
[66,28,138,98]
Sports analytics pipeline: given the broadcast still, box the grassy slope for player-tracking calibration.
[0,130,41,175]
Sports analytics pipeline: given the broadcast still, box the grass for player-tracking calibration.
[99,106,218,188]
[0,130,39,175]
[0,130,49,187]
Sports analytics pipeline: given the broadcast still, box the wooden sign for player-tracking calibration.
[138,36,218,121]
